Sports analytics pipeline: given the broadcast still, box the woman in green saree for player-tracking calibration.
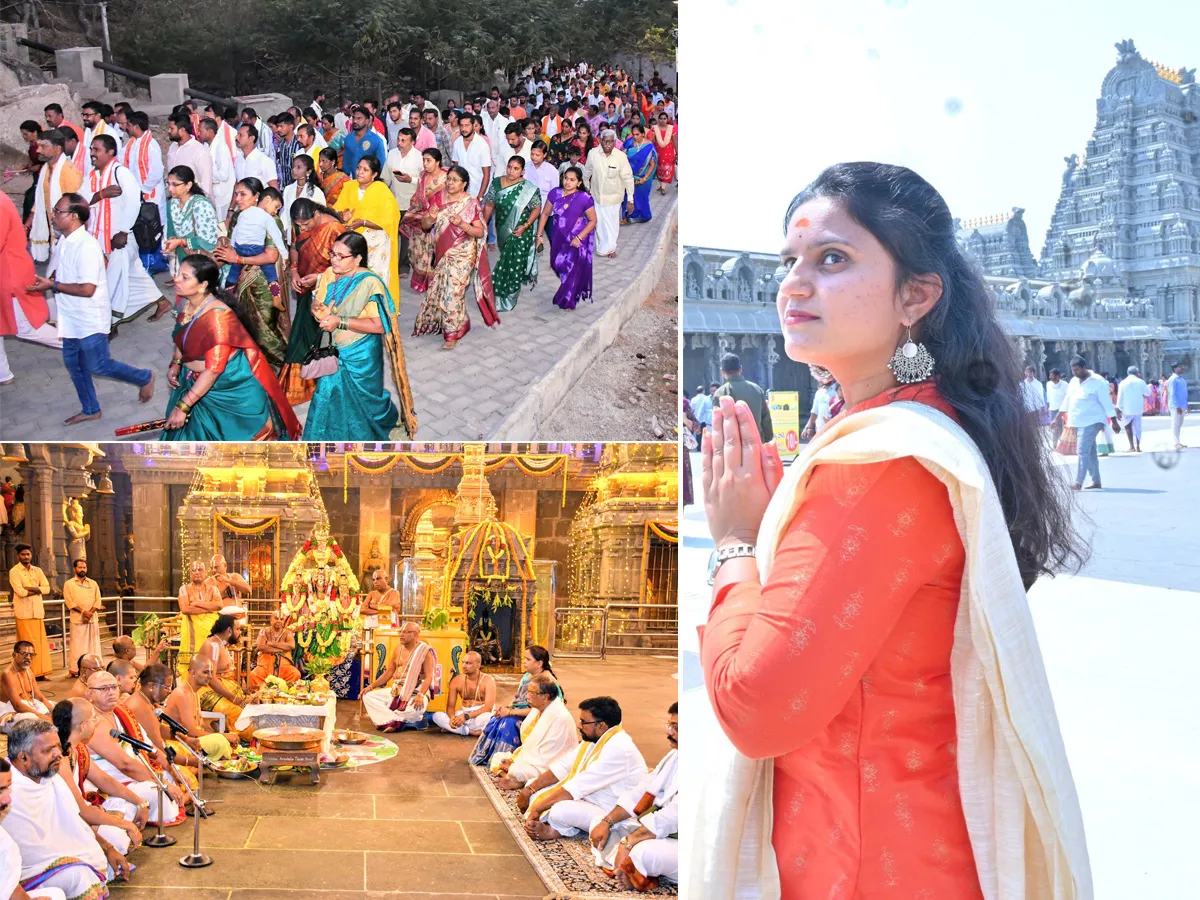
[163,165,219,316]
[483,156,542,311]
[302,231,418,439]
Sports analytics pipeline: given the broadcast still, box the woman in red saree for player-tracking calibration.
[162,254,301,440]
[412,165,499,349]
[399,148,449,292]
[652,112,677,194]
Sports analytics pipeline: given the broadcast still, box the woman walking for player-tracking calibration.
[399,148,449,293]
[535,166,596,310]
[334,155,402,302]
[281,154,326,241]
[484,156,541,311]
[652,112,677,194]
[163,165,219,314]
[689,162,1091,899]
[623,124,657,224]
[412,166,499,349]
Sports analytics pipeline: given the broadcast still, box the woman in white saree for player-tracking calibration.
[686,162,1092,900]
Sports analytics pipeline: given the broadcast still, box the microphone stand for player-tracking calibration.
[126,739,177,849]
[164,722,217,868]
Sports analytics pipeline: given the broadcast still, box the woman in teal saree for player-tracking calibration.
[484,156,542,311]
[302,231,419,439]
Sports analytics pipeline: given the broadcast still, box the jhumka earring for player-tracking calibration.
[888,324,935,384]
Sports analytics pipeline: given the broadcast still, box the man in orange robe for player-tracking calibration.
[0,192,57,384]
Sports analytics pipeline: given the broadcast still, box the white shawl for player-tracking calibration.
[0,827,21,897]
[684,400,1092,900]
[1,767,105,876]
[30,157,70,263]
[510,697,578,773]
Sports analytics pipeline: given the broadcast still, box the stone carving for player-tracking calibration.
[1115,40,1139,64]
[1062,154,1078,187]
[63,497,90,561]
[685,267,701,300]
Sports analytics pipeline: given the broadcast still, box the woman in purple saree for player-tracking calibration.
[535,166,597,311]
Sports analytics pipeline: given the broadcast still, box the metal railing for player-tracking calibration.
[605,603,678,654]
[552,606,608,659]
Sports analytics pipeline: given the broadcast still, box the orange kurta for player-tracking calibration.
[701,383,983,898]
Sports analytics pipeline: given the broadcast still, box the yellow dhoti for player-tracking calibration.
[178,612,219,675]
[166,733,232,765]
[199,678,253,742]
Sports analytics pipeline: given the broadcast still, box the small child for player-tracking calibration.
[559,145,583,177]
[224,196,287,288]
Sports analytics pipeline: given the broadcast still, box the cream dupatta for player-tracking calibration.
[685,400,1092,900]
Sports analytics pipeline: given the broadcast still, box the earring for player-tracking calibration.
[888,325,935,384]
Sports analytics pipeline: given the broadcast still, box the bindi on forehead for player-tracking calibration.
[793,217,810,229]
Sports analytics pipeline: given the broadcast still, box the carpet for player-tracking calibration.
[471,765,677,899]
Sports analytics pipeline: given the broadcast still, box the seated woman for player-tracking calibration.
[469,644,558,767]
[302,231,418,439]
[162,254,300,440]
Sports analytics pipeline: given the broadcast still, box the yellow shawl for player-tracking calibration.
[335,179,401,301]
[684,400,1092,900]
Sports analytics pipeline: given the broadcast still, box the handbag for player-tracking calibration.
[299,328,339,379]
[1055,425,1078,456]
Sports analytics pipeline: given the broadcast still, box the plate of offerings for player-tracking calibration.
[210,756,259,779]
[253,726,326,751]
[333,730,369,745]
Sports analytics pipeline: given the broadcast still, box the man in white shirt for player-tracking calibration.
[690,386,712,430]
[84,135,166,322]
[451,114,492,202]
[1045,367,1070,446]
[242,107,273,154]
[1058,355,1119,491]
[1116,365,1152,453]
[383,128,423,272]
[1021,366,1048,422]
[198,117,234,221]
[167,113,212,198]
[80,100,121,181]
[482,100,512,169]
[310,89,325,119]
[583,130,634,258]
[27,193,154,426]
[333,101,352,133]
[233,122,280,197]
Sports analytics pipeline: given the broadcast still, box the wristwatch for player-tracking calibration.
[706,543,756,585]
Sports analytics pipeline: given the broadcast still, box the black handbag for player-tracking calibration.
[132,201,163,252]
[299,328,339,379]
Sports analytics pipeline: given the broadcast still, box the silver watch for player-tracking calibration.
[706,543,756,585]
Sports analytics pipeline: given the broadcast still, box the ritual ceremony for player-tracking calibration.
[0,0,678,441]
[679,2,1196,899]
[0,441,679,899]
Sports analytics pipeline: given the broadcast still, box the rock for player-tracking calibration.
[0,62,20,95]
[650,416,665,439]
[635,385,649,393]
[0,84,80,166]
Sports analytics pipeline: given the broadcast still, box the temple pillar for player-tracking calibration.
[18,452,58,585]
[357,486,392,580]
[502,490,539,556]
[131,480,171,596]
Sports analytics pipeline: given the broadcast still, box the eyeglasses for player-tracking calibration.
[329,251,353,261]
[89,685,118,692]
[15,650,35,657]
[578,718,599,727]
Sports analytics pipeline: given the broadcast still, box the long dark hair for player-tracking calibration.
[784,162,1085,588]
[51,700,75,754]
[528,644,554,679]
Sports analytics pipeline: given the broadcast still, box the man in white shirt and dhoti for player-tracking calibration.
[589,703,679,891]
[63,558,104,670]
[1116,365,1152,453]
[29,130,83,265]
[1,758,68,900]
[2,719,132,899]
[583,131,634,258]
[431,651,495,735]
[80,101,121,181]
[491,673,577,787]
[520,696,647,843]
[86,134,166,322]
[199,117,235,221]
[362,622,437,731]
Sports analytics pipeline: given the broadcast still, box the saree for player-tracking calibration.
[335,179,402,301]
[487,178,541,311]
[652,124,676,183]
[412,195,500,341]
[548,133,574,166]
[163,302,301,440]
[545,188,595,310]
[686,401,1092,900]
[280,216,346,405]
[321,169,351,206]
[624,140,657,224]
[399,167,448,292]
[469,672,532,766]
[302,269,418,439]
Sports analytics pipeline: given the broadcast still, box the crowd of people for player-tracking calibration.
[0,63,679,440]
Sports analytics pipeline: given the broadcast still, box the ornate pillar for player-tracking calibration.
[357,486,392,581]
[87,465,119,594]
[18,450,58,587]
[1031,339,1047,377]
[765,336,780,391]
[131,480,171,596]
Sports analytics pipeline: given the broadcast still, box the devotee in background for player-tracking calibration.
[361,567,399,631]
[489,671,575,788]
[62,558,103,677]
[383,127,422,271]
[1167,360,1189,450]
[0,189,56,387]
[163,658,238,760]
[166,113,212,199]
[198,116,234,221]
[399,148,449,293]
[432,651,496,735]
[233,121,279,201]
[195,615,255,742]
[362,620,436,731]
[1116,365,1152,453]
[622,125,656,225]
[249,611,301,687]
[520,696,646,843]
[712,352,773,443]
[800,366,836,441]
[582,130,634,259]
[1059,354,1120,490]
[471,645,558,767]
[1046,367,1069,446]
[29,129,82,265]
[1,643,51,717]
[7,546,51,679]
[65,655,102,700]
[176,560,223,673]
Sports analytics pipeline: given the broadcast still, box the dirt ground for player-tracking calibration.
[542,226,679,440]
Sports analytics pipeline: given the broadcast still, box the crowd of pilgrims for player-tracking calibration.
[0,627,678,898]
[2,62,678,439]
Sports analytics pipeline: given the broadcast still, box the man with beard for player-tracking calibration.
[62,558,103,670]
[1,718,131,898]
[2,755,71,900]
[520,697,647,844]
[0,643,51,718]
[166,113,212,197]
[85,134,166,322]
[195,616,254,742]
[590,703,679,890]
[7,546,51,679]
[28,130,82,264]
[79,100,121,181]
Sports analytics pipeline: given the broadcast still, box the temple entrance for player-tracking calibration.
[221,528,277,597]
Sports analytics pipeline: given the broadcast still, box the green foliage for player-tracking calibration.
[422,606,451,631]
[130,612,160,648]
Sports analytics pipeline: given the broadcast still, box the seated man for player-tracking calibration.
[110,635,168,675]
[432,651,495,735]
[361,568,399,631]
[107,658,139,704]
[124,663,204,780]
[362,621,436,731]
[2,757,70,900]
[196,614,255,742]
[164,658,239,760]
[2,719,131,899]
[0,644,50,718]
[64,655,103,700]
[248,611,301,688]
[520,696,647,843]
[492,672,577,787]
[590,702,678,890]
[84,671,184,825]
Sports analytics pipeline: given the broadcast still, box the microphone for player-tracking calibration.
[154,709,191,737]
[109,728,157,755]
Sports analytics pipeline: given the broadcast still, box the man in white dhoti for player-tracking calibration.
[362,622,437,731]
[199,117,235,221]
[589,703,678,890]
[80,101,121,181]
[86,134,165,321]
[2,719,131,898]
[29,130,83,264]
[582,130,634,258]
[0,643,51,719]
[62,558,103,673]
[520,697,647,843]
[121,111,165,227]
[431,652,495,736]
[492,673,577,787]
[1,757,68,900]
[84,671,183,824]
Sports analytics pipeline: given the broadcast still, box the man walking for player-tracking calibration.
[690,385,712,430]
[1045,367,1069,446]
[583,130,634,258]
[199,117,235,221]
[29,129,83,264]
[1058,355,1119,491]
[1116,365,1151,453]
[27,193,154,426]
[712,352,774,443]
[1166,361,1189,450]
[384,128,422,272]
[451,114,492,202]
[167,113,212,197]
[1021,365,1047,424]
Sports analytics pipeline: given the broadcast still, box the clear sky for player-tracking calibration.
[679,0,1200,257]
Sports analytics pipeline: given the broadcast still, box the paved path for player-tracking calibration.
[681,414,1198,898]
[0,188,677,440]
